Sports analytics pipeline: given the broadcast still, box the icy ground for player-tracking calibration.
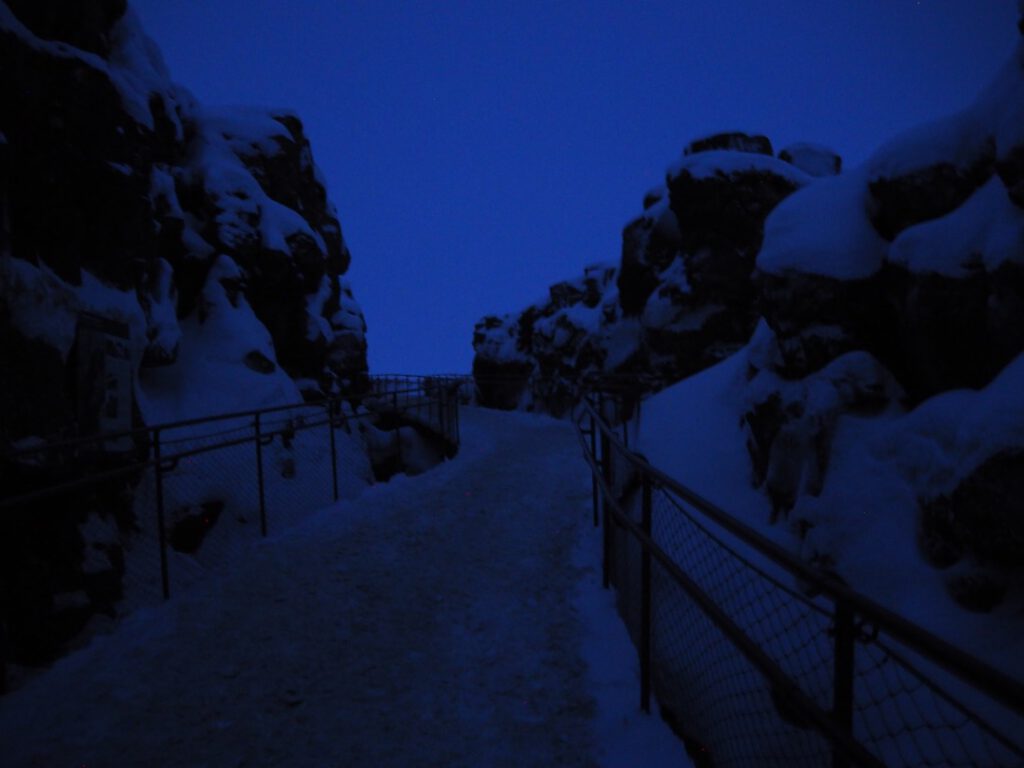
[0,407,689,767]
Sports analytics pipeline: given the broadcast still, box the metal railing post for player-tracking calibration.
[622,394,629,448]
[439,387,446,440]
[328,400,339,502]
[640,473,653,714]
[590,410,599,527]
[255,413,267,537]
[395,423,403,466]
[832,597,856,768]
[600,427,612,590]
[432,386,439,435]
[153,428,170,600]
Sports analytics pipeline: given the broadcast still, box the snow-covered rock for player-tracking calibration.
[737,21,1024,616]
[0,0,368,439]
[0,0,371,676]
[757,32,1024,399]
[473,131,813,412]
[478,12,1024,625]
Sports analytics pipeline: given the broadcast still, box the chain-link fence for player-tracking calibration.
[576,394,1024,767]
[368,374,464,446]
[0,381,460,691]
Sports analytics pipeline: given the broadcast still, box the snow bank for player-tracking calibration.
[573,528,694,767]
[639,348,775,530]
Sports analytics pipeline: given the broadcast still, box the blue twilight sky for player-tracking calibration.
[132,1,1018,374]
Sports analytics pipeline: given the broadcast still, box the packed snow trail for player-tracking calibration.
[0,407,689,767]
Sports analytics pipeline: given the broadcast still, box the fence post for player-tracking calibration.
[255,413,267,537]
[622,394,629,449]
[454,390,460,444]
[832,597,856,768]
[641,473,653,714]
[590,411,599,528]
[600,427,612,590]
[153,428,170,600]
[432,385,439,436]
[328,400,339,502]
[438,386,446,441]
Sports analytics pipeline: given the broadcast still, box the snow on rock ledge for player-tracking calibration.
[0,0,368,437]
[729,21,1024,620]
[755,34,1024,399]
[0,0,375,676]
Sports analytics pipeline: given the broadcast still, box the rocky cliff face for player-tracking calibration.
[0,0,368,443]
[475,18,1024,613]
[0,1,369,680]
[745,24,1024,612]
[472,134,833,412]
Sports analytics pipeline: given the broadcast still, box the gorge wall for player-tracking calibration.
[0,0,369,679]
[472,134,837,414]
[474,15,1024,614]
[0,0,368,444]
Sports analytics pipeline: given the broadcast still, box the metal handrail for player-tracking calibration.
[0,380,436,461]
[576,394,1024,718]
[579,437,884,766]
[0,385,455,511]
[578,395,1024,715]
[0,375,462,612]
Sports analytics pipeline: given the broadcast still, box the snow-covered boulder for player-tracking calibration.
[737,21,1024,615]
[757,33,1024,400]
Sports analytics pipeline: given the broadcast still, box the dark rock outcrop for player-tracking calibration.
[683,131,773,157]
[868,155,994,241]
[919,450,1024,572]
[778,143,842,178]
[1,5,369,442]
[169,500,224,554]
[0,1,369,676]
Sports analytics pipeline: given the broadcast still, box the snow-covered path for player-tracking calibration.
[0,407,688,767]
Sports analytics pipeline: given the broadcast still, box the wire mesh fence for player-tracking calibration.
[367,374,466,445]
[0,381,461,692]
[576,393,1024,768]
